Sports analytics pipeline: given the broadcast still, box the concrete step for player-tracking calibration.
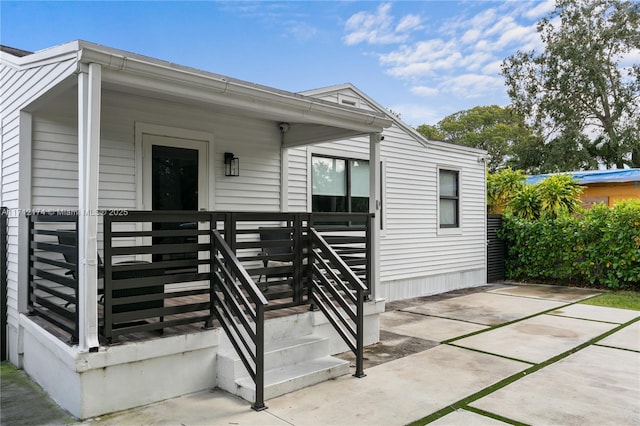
[234,355,350,401]
[217,333,351,403]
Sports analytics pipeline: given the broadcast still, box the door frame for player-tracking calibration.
[135,123,215,211]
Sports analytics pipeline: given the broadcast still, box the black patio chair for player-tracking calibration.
[258,228,294,291]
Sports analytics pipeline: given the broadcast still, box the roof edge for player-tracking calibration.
[302,84,487,156]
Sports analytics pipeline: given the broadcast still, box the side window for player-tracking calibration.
[312,155,369,213]
[439,169,459,228]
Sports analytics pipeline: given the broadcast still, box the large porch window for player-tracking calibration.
[312,156,369,213]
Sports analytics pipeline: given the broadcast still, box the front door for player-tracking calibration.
[143,134,208,212]
[142,134,209,273]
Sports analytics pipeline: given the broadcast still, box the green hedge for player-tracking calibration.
[498,200,640,289]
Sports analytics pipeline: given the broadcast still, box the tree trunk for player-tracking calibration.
[632,145,640,168]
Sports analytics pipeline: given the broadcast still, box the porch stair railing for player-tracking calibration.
[309,228,367,378]
[210,229,269,411]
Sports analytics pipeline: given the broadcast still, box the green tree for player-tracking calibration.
[417,105,538,172]
[506,174,584,220]
[415,124,445,141]
[502,0,640,169]
[486,167,526,213]
[536,174,584,218]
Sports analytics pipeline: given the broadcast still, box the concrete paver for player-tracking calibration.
[430,409,510,425]
[0,363,73,426]
[549,303,640,324]
[454,314,617,363]
[80,389,287,426]
[488,284,601,302]
[380,311,487,342]
[404,292,565,326]
[598,320,640,351]
[470,344,640,426]
[4,284,639,426]
[264,345,528,426]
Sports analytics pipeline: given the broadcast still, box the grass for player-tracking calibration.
[580,290,640,311]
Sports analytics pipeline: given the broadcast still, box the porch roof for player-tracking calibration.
[4,40,392,147]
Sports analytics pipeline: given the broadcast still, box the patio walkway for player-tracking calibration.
[3,283,639,425]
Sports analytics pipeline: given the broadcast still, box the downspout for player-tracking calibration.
[77,62,101,352]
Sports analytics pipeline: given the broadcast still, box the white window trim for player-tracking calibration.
[437,166,463,235]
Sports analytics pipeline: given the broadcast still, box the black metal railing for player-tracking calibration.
[310,213,373,293]
[26,211,372,356]
[102,211,217,342]
[211,229,268,411]
[309,228,367,377]
[27,213,80,343]
[1,207,8,361]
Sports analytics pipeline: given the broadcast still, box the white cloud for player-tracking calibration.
[285,22,318,42]
[619,48,640,68]
[343,1,553,121]
[482,60,504,75]
[391,103,443,127]
[380,39,457,66]
[343,3,421,45]
[523,0,555,20]
[411,86,439,97]
[439,73,506,99]
[396,14,422,33]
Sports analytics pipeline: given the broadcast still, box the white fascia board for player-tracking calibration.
[303,84,487,157]
[0,41,81,70]
[425,139,487,156]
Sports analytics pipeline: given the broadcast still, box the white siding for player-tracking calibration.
[1,56,77,363]
[296,87,487,301]
[30,88,283,213]
[287,147,308,212]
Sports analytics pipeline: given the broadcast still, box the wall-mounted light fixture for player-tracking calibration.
[224,152,239,177]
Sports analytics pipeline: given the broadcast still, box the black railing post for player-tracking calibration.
[293,214,303,305]
[102,213,113,342]
[205,213,216,329]
[253,301,266,411]
[225,212,237,253]
[71,218,80,344]
[354,288,365,378]
[27,214,35,312]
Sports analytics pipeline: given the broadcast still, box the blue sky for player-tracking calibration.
[1,0,556,127]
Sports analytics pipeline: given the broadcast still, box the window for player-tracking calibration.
[312,156,369,213]
[439,169,459,228]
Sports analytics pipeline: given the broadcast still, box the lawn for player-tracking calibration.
[580,290,640,311]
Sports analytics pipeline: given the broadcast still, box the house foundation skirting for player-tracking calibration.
[17,300,385,420]
[379,268,487,302]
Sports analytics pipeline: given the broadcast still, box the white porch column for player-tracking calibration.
[369,133,382,299]
[77,63,102,351]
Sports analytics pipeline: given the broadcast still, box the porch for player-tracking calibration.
[27,210,376,411]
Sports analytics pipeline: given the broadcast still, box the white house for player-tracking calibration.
[0,41,486,419]
[297,85,488,301]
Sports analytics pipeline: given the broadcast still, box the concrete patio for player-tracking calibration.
[2,283,639,425]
